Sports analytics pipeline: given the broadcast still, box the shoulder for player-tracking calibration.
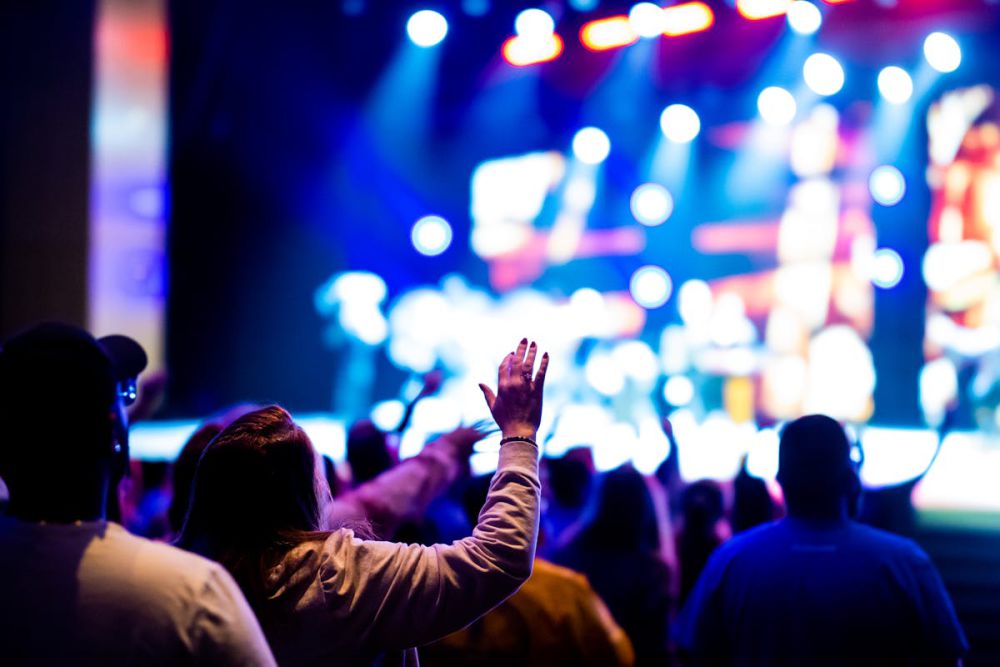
[845,521,933,563]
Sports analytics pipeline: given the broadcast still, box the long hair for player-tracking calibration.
[176,406,331,609]
[572,464,661,555]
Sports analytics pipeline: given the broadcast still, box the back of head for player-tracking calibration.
[546,448,593,509]
[680,479,724,533]
[168,422,223,533]
[777,414,856,519]
[578,465,659,554]
[0,324,118,498]
[177,406,324,559]
[346,419,392,485]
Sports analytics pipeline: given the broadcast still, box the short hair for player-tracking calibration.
[777,414,855,508]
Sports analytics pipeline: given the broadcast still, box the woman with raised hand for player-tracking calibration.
[177,339,547,666]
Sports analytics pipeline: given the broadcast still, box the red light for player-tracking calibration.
[502,34,564,66]
[662,2,715,36]
[580,16,638,51]
[736,0,792,20]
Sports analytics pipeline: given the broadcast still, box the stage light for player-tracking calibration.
[370,400,405,432]
[678,279,712,326]
[630,183,674,226]
[502,34,564,66]
[629,265,673,308]
[659,103,701,143]
[570,0,600,10]
[407,10,448,47]
[572,127,611,164]
[586,352,626,396]
[757,86,797,126]
[629,3,665,38]
[581,16,638,51]
[664,375,695,406]
[803,53,844,96]
[737,0,792,20]
[515,8,555,38]
[411,215,453,255]
[923,32,961,73]
[869,165,905,206]
[877,66,913,104]
[871,248,904,288]
[786,1,821,35]
[462,0,490,17]
[662,2,715,36]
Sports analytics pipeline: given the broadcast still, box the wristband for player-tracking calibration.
[500,435,537,447]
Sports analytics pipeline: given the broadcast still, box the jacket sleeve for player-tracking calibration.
[190,565,278,667]
[327,433,465,537]
[318,440,540,650]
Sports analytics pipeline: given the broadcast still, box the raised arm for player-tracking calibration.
[317,339,548,651]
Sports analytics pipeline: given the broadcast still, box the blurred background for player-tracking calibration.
[3,1,1000,508]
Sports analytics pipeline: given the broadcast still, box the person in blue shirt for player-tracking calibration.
[675,414,967,667]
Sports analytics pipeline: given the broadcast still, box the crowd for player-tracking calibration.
[0,323,970,665]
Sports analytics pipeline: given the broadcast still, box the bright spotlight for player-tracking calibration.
[411,215,453,255]
[869,165,906,206]
[659,104,701,143]
[877,66,913,105]
[923,32,961,73]
[786,1,821,35]
[572,127,611,165]
[664,375,695,406]
[757,86,797,126]
[803,53,844,96]
[515,8,555,38]
[629,265,673,309]
[407,10,449,47]
[629,3,666,38]
[630,184,674,226]
[871,248,904,289]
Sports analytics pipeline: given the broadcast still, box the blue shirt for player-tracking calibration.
[675,517,968,667]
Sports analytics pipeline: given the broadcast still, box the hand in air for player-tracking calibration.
[479,339,548,439]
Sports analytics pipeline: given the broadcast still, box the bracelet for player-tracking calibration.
[500,436,537,447]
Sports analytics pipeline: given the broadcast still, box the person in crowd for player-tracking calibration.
[0,323,275,665]
[730,457,775,535]
[676,414,968,666]
[541,447,594,555]
[177,339,547,666]
[676,480,727,606]
[554,464,674,667]
[168,421,224,536]
[421,473,635,667]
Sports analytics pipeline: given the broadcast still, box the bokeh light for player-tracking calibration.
[629,265,673,308]
[411,215,453,255]
[803,53,845,96]
[869,165,906,206]
[659,104,701,143]
[406,10,449,47]
[630,183,674,226]
[786,1,821,35]
[572,126,611,164]
[757,86,797,126]
[923,32,961,73]
[877,66,913,105]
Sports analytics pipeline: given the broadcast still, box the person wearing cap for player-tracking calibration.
[0,323,276,666]
[674,414,967,667]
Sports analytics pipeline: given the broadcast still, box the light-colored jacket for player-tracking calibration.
[261,440,540,666]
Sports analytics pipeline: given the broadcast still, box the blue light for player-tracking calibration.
[407,10,449,47]
[411,215,453,255]
[871,248,904,289]
[629,265,673,308]
[572,127,611,165]
[869,165,905,206]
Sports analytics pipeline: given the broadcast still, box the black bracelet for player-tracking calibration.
[500,436,537,447]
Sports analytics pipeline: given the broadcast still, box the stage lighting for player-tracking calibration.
[629,265,673,308]
[629,3,665,38]
[737,0,792,20]
[757,86,797,126]
[580,16,638,51]
[871,248,904,288]
[786,1,821,35]
[662,2,714,36]
[803,53,844,96]
[407,10,448,47]
[462,0,489,16]
[503,34,564,66]
[570,0,600,9]
[877,66,913,105]
[869,165,905,206]
[630,183,674,226]
[572,127,611,164]
[923,32,961,73]
[411,215,453,255]
[664,375,695,406]
[659,103,700,143]
[515,8,555,38]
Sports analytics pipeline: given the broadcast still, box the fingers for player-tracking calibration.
[479,383,497,411]
[534,351,549,393]
[523,341,537,378]
[515,338,528,365]
[499,352,515,386]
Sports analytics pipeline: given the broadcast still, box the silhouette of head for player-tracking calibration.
[777,414,858,519]
[546,448,594,509]
[680,479,724,534]
[178,406,328,556]
[346,419,393,485]
[579,465,659,553]
[0,323,145,519]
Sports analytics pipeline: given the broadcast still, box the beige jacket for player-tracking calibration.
[261,440,540,666]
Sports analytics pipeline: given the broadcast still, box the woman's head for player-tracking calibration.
[577,464,660,554]
[177,406,329,557]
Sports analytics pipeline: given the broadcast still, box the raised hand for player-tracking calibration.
[439,423,493,459]
[479,338,548,440]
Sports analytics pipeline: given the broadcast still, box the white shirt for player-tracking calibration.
[0,516,276,666]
